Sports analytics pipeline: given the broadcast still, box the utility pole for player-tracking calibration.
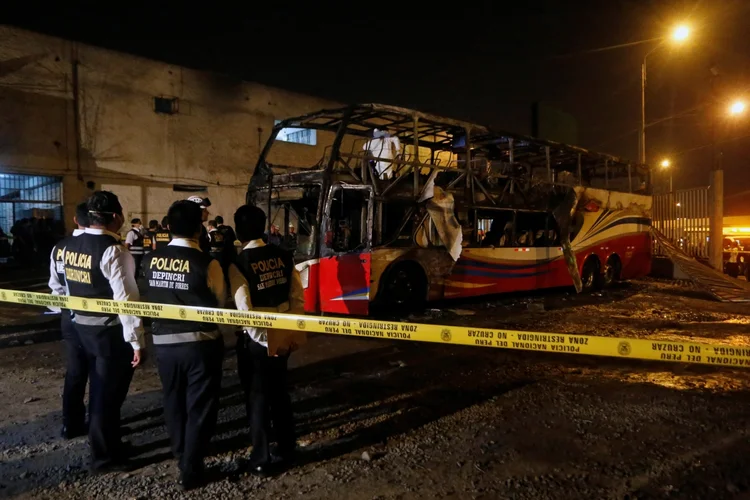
[708,66,724,272]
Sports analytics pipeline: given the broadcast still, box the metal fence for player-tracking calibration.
[652,187,710,259]
[0,174,63,236]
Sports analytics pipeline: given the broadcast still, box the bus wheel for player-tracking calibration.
[603,255,622,288]
[381,262,427,310]
[581,257,602,293]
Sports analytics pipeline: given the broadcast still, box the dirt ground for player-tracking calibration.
[2,278,750,499]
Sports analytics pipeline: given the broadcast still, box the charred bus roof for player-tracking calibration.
[248,103,650,208]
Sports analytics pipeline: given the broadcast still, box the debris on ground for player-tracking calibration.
[1,278,750,499]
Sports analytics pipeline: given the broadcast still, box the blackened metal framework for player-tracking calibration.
[249,103,651,211]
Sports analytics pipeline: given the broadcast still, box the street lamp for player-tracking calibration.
[672,25,690,42]
[641,24,691,164]
[729,100,746,116]
[660,158,673,192]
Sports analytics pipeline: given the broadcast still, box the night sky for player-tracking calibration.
[9,1,750,213]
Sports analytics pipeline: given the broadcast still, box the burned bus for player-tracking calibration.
[247,104,652,315]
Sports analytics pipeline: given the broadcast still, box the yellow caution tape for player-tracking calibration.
[1,288,749,368]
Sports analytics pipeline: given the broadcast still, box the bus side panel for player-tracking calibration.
[619,232,652,279]
[444,249,571,298]
[444,227,652,299]
[319,253,371,315]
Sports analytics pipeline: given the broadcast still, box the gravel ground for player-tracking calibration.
[2,278,750,500]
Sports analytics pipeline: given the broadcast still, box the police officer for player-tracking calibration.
[228,204,305,476]
[48,202,90,439]
[145,200,226,490]
[215,215,236,246]
[153,216,172,251]
[63,191,144,473]
[207,218,236,273]
[207,220,224,260]
[125,218,145,277]
[144,220,159,255]
[186,196,211,254]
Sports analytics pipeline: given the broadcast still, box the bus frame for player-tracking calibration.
[248,103,652,315]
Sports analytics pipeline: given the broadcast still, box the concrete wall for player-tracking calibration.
[0,25,339,235]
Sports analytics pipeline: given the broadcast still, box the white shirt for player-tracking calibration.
[363,135,401,179]
[48,229,85,312]
[125,227,143,247]
[167,238,226,308]
[228,239,305,347]
[67,227,145,350]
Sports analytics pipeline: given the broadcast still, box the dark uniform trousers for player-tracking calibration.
[61,312,90,431]
[76,322,135,469]
[236,334,295,465]
[155,338,224,475]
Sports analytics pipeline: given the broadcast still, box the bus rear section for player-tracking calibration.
[434,188,652,299]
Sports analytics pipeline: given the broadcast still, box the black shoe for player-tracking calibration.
[178,471,204,491]
[60,424,87,440]
[89,460,133,475]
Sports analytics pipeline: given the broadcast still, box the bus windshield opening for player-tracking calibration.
[265,185,321,260]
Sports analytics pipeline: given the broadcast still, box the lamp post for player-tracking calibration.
[660,158,672,192]
[641,24,690,164]
[708,98,745,270]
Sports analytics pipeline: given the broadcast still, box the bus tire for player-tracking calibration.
[581,256,602,293]
[379,261,428,310]
[603,254,622,288]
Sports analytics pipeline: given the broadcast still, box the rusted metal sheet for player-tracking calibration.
[652,228,750,302]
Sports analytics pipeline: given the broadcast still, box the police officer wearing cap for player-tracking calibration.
[153,216,172,251]
[207,220,224,261]
[228,204,305,476]
[187,196,211,254]
[62,191,145,473]
[125,218,145,277]
[48,202,90,439]
[145,200,226,490]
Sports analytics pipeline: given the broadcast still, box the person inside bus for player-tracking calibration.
[482,220,512,248]
[363,128,401,180]
[481,221,501,248]
[516,230,534,247]
[534,227,558,247]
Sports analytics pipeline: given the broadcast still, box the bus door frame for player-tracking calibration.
[318,183,374,315]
